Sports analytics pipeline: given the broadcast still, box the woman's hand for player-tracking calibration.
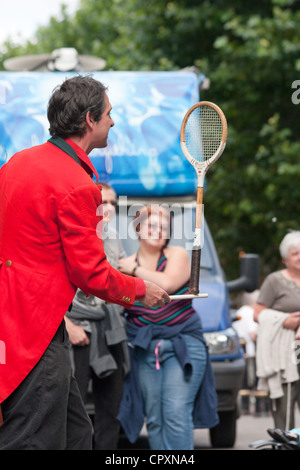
[283,311,300,330]
[64,316,90,346]
[118,256,137,276]
[295,326,300,340]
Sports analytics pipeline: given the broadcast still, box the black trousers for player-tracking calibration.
[73,340,124,450]
[270,380,300,430]
[0,321,93,450]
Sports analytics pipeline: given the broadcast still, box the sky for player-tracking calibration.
[0,0,80,44]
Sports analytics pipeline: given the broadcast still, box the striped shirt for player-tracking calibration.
[125,249,196,326]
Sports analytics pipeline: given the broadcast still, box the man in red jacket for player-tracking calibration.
[0,75,169,450]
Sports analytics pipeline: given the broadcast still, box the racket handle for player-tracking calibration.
[189,248,201,294]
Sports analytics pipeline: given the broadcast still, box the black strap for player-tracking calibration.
[48,136,81,165]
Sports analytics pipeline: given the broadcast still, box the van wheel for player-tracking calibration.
[209,409,237,448]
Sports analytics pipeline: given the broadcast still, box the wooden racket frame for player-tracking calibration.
[180,101,227,295]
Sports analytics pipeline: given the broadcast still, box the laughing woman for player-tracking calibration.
[117,205,218,450]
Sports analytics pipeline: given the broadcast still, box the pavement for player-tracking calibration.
[194,412,275,450]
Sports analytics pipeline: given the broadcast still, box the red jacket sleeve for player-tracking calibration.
[57,183,143,308]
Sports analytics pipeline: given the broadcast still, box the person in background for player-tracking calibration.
[0,75,169,450]
[254,231,300,430]
[65,182,128,450]
[234,290,259,390]
[117,204,219,450]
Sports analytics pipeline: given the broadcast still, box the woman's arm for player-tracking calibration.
[253,303,300,330]
[118,246,191,294]
[253,302,267,322]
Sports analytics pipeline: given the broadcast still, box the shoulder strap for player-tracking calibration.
[48,136,81,165]
[157,249,167,272]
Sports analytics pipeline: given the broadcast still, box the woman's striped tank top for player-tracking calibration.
[125,249,196,326]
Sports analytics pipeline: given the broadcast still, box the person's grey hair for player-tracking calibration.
[279,231,300,259]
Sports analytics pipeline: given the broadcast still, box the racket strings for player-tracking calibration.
[185,106,223,163]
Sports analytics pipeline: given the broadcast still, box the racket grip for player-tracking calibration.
[189,248,201,295]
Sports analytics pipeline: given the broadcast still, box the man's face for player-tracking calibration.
[93,93,114,148]
[101,187,117,224]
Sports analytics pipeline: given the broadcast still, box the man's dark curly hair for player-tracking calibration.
[47,75,107,138]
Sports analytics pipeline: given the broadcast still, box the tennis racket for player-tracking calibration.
[181,101,227,295]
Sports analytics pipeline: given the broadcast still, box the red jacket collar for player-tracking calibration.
[65,138,99,181]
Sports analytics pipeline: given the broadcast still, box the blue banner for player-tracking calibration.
[0,71,200,196]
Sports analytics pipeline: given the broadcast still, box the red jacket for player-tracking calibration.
[0,139,144,403]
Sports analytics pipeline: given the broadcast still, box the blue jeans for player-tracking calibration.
[136,334,207,450]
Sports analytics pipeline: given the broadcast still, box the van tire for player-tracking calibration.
[209,409,237,448]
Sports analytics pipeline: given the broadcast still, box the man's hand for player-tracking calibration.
[139,280,171,308]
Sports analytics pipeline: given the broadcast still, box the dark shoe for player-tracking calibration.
[267,428,277,440]
[267,428,300,446]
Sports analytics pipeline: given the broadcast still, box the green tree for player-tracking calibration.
[203,0,300,277]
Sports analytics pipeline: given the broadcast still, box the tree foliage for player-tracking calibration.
[1,0,300,278]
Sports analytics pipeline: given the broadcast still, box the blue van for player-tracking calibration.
[0,70,258,447]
